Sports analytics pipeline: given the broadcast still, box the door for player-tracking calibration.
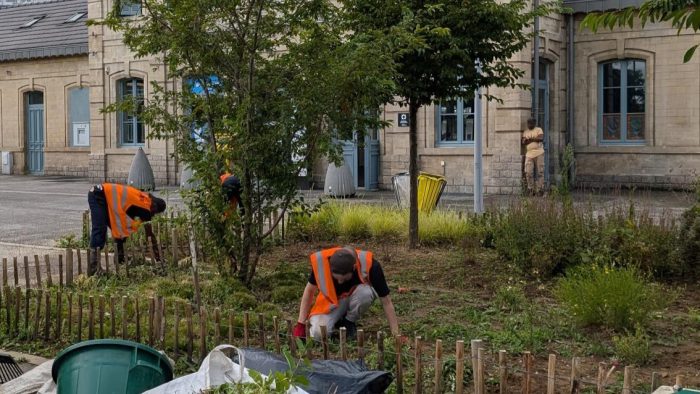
[25,91,45,174]
[340,129,380,190]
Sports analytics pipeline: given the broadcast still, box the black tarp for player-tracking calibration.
[233,348,393,394]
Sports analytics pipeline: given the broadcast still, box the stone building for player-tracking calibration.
[1,0,698,192]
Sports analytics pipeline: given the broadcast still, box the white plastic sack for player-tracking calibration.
[144,345,308,394]
[0,360,55,394]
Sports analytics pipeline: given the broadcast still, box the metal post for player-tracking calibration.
[474,62,484,214]
[567,13,576,183]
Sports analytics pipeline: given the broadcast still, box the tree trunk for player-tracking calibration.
[408,99,419,249]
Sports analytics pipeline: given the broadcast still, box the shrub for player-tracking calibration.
[612,326,653,365]
[271,285,303,304]
[368,208,406,240]
[288,204,340,241]
[338,205,372,240]
[418,211,473,246]
[554,264,668,331]
[679,200,700,277]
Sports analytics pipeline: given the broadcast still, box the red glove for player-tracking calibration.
[293,322,306,339]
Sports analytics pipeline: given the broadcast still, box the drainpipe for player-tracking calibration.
[533,0,544,184]
[567,13,576,184]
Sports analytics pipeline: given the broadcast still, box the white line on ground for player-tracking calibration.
[0,190,84,197]
[0,242,64,251]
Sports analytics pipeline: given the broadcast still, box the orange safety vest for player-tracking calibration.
[220,173,239,211]
[102,183,152,240]
[308,247,373,317]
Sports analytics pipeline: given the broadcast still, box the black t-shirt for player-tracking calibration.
[308,259,390,298]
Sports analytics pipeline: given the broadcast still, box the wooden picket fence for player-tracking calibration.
[0,283,686,393]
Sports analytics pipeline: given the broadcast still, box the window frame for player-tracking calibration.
[117,78,145,147]
[119,0,142,17]
[435,97,475,147]
[68,86,90,147]
[597,59,646,145]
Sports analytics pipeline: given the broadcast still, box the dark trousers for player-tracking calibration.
[88,187,109,249]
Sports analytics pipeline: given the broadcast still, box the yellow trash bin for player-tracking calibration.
[417,172,447,213]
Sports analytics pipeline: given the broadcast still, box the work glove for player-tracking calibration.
[293,321,306,339]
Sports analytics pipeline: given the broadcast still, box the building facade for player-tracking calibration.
[1,0,698,192]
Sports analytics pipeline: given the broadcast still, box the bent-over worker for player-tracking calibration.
[293,247,400,341]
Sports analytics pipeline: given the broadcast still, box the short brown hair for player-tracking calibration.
[329,248,356,275]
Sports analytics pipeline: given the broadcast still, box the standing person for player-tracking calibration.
[292,247,400,341]
[522,118,545,195]
[87,183,166,276]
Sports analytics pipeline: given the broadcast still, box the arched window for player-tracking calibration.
[599,59,646,143]
[117,78,144,146]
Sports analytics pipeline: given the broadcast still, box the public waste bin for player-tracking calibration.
[391,172,410,208]
[52,339,173,394]
[417,172,447,214]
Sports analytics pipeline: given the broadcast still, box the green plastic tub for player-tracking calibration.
[52,339,173,394]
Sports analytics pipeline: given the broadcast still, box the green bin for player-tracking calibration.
[52,339,173,394]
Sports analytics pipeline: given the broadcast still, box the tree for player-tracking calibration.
[581,0,700,62]
[340,0,555,248]
[100,0,396,285]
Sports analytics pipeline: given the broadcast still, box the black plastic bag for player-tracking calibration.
[233,348,393,394]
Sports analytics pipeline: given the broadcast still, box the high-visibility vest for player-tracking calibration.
[220,173,239,210]
[308,247,373,317]
[102,183,152,240]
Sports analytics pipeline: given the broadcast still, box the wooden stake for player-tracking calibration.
[135,297,141,343]
[188,226,202,311]
[358,329,365,363]
[477,347,486,394]
[258,313,265,348]
[339,327,347,361]
[160,297,166,345]
[456,341,465,394]
[34,255,42,288]
[67,293,73,338]
[104,248,110,275]
[395,335,404,394]
[33,290,42,340]
[88,296,94,340]
[44,255,52,287]
[186,303,193,362]
[546,354,556,394]
[58,255,63,287]
[152,297,160,344]
[77,294,83,342]
[305,321,311,359]
[622,366,632,394]
[43,291,50,340]
[272,316,281,354]
[244,311,250,347]
[320,325,329,359]
[110,296,116,338]
[471,339,483,394]
[54,291,62,340]
[214,307,221,346]
[23,256,30,288]
[676,375,684,388]
[121,296,128,339]
[13,257,18,287]
[23,288,29,332]
[148,297,155,346]
[434,339,446,394]
[174,302,180,358]
[77,249,82,276]
[522,351,532,394]
[498,350,508,394]
[286,319,296,358]
[569,357,579,394]
[171,228,178,264]
[2,257,7,287]
[596,362,606,394]
[651,372,660,391]
[66,249,73,287]
[99,295,105,339]
[377,331,385,370]
[199,306,207,363]
[13,287,20,335]
[4,287,10,335]
[414,336,422,394]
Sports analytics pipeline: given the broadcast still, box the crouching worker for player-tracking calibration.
[87,183,166,276]
[293,247,400,341]
[220,172,242,212]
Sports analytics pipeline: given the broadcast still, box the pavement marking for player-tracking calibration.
[0,190,84,197]
[0,242,64,251]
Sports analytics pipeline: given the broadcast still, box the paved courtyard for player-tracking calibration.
[0,174,696,257]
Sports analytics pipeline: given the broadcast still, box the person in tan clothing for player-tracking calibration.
[522,118,545,195]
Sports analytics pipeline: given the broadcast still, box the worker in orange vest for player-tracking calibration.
[87,183,166,276]
[293,247,400,340]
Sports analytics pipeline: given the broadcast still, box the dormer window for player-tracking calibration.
[65,12,86,23]
[21,16,45,28]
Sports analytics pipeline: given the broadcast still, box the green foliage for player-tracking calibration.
[494,284,526,312]
[678,191,700,276]
[612,326,653,365]
[418,211,476,246]
[208,349,310,393]
[339,205,373,240]
[554,264,668,331]
[581,0,700,62]
[556,144,575,200]
[55,233,88,249]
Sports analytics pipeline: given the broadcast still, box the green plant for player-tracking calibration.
[208,349,310,393]
[55,233,88,249]
[554,264,668,331]
[556,143,575,200]
[612,326,653,365]
[418,211,472,246]
[339,205,372,240]
[494,284,526,312]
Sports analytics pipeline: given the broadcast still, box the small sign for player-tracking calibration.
[398,113,410,127]
[72,122,90,146]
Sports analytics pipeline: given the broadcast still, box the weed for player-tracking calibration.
[554,264,669,331]
[493,284,526,312]
[612,326,653,365]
